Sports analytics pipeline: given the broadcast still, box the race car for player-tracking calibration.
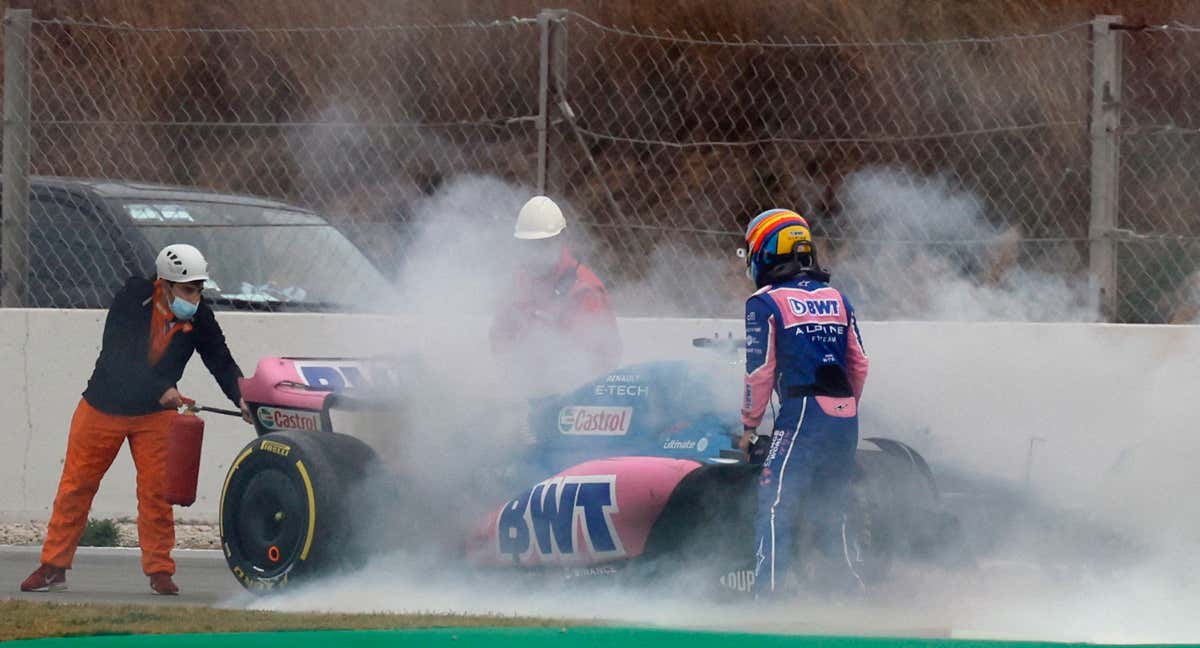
[218,348,963,594]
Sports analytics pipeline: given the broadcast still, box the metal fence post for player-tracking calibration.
[1089,15,1123,321]
[536,9,567,196]
[548,11,568,103]
[547,11,568,196]
[2,8,31,308]
[536,11,551,194]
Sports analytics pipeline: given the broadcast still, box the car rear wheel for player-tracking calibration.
[846,438,951,584]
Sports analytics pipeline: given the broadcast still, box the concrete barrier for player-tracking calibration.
[0,310,410,522]
[2,309,1198,538]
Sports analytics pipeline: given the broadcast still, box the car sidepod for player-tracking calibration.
[466,457,705,570]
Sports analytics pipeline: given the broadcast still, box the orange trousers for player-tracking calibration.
[42,399,177,575]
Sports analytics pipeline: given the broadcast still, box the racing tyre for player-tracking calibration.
[219,431,387,592]
[846,440,947,584]
[843,451,905,585]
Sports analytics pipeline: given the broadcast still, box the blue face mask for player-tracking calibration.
[170,296,198,321]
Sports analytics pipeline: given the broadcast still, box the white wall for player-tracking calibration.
[2,309,1198,538]
[0,310,407,523]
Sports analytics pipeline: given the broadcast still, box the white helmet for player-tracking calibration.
[155,244,209,283]
[514,196,566,240]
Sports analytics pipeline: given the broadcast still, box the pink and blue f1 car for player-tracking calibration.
[219,347,964,595]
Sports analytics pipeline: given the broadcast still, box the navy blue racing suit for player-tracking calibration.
[742,274,869,597]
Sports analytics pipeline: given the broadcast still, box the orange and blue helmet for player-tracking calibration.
[744,208,816,286]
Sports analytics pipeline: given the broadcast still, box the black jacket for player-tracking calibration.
[82,277,243,416]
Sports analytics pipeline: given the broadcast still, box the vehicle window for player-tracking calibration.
[115,199,388,309]
[25,196,144,308]
[123,203,323,227]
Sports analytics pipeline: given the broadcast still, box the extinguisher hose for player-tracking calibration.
[177,397,243,418]
[197,405,243,418]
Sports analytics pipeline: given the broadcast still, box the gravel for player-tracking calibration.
[0,520,220,549]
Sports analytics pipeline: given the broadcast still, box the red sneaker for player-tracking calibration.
[20,564,67,592]
[149,572,179,595]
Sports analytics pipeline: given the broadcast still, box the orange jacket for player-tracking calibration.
[490,249,621,381]
[82,277,243,415]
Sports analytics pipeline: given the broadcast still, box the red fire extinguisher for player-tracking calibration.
[165,398,242,507]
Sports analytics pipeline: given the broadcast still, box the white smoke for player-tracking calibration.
[831,168,1096,322]
[1179,271,1200,324]
[233,159,1199,643]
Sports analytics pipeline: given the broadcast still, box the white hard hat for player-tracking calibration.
[514,196,566,240]
[155,244,209,283]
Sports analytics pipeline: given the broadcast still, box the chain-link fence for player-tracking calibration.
[3,13,544,310]
[550,14,1094,320]
[1,9,1197,322]
[1118,22,1200,324]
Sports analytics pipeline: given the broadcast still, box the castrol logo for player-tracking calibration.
[256,407,322,433]
[557,406,633,436]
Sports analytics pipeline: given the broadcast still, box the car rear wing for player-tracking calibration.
[238,356,413,436]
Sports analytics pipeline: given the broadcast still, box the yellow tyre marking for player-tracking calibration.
[218,446,256,539]
[295,459,316,561]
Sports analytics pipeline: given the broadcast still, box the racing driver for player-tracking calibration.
[737,208,869,598]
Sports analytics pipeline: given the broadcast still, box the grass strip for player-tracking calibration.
[0,600,574,642]
[3,625,1159,648]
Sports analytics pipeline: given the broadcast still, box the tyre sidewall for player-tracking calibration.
[220,432,345,592]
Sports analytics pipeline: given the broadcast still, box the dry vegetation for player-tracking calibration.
[1,0,1198,319]
[0,600,570,641]
[8,1,1198,37]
